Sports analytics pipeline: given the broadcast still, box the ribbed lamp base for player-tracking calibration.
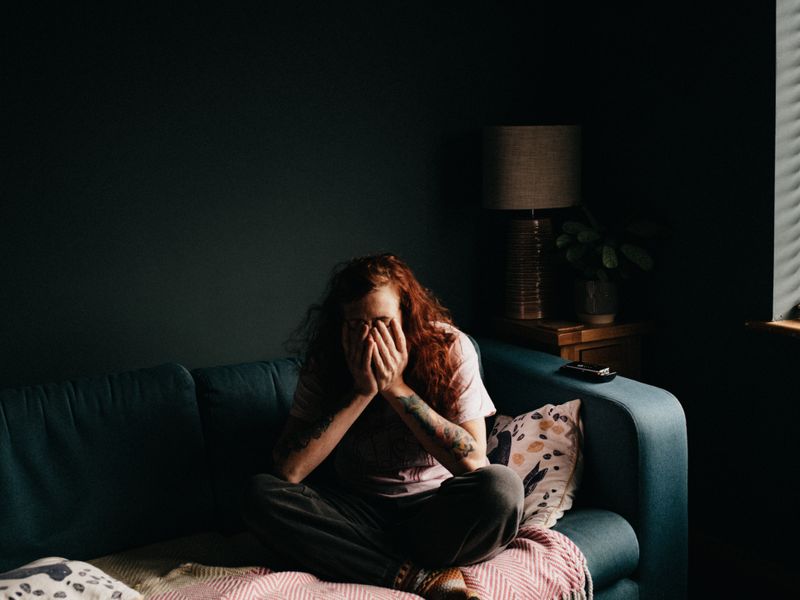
[503,217,557,320]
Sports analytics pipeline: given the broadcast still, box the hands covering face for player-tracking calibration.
[342,318,408,397]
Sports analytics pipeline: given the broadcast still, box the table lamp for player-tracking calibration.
[483,125,581,319]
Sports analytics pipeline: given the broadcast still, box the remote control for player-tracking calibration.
[559,361,617,383]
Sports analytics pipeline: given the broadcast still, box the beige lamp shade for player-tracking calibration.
[483,125,581,210]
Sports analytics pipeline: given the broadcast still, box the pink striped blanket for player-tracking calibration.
[144,525,591,600]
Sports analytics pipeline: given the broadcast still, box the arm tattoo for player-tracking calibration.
[274,414,334,462]
[398,394,475,459]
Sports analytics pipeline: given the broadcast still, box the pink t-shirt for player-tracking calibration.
[289,322,496,497]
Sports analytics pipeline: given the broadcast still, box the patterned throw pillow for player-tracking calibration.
[0,557,142,600]
[486,399,583,528]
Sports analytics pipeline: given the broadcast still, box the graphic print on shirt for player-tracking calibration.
[335,400,438,494]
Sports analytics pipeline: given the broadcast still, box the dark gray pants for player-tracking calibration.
[240,464,524,587]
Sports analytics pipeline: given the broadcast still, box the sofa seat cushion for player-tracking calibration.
[553,508,639,590]
[594,578,639,600]
[87,531,272,597]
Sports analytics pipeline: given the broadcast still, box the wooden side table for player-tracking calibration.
[485,316,655,379]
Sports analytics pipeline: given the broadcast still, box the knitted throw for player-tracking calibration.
[94,525,592,600]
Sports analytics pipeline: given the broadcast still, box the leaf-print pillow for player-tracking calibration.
[486,399,583,528]
[0,557,142,600]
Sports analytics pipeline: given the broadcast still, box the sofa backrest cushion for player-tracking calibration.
[0,364,214,572]
[191,358,301,533]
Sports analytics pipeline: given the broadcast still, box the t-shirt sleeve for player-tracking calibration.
[289,370,326,422]
[448,330,496,424]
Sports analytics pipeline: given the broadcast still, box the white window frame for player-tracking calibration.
[774,0,800,321]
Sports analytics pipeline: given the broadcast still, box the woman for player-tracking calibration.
[242,253,524,600]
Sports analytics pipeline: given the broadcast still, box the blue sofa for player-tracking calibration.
[0,336,687,599]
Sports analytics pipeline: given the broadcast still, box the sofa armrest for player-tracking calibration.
[474,336,687,600]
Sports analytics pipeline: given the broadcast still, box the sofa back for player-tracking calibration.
[1,334,598,570]
[191,358,301,532]
[0,364,214,572]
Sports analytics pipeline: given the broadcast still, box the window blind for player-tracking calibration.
[774,0,800,320]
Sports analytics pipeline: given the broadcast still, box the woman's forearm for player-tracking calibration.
[382,385,485,475]
[272,390,373,483]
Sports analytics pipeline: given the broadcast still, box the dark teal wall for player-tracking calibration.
[2,3,580,388]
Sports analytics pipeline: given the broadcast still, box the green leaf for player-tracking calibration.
[562,221,590,235]
[577,230,601,243]
[566,244,587,264]
[596,268,610,282]
[602,245,618,269]
[621,243,654,271]
[556,233,575,248]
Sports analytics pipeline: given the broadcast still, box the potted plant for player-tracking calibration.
[556,203,658,325]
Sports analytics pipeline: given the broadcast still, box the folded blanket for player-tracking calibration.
[462,525,592,600]
[90,526,591,600]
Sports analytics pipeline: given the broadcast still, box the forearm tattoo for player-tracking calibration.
[398,394,475,459]
[273,414,334,463]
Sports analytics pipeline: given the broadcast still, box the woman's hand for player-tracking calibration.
[370,319,408,394]
[342,322,378,398]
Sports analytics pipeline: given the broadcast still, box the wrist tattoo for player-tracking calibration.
[398,394,475,459]
[274,414,334,461]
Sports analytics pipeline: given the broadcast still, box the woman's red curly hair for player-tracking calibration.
[286,253,464,417]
